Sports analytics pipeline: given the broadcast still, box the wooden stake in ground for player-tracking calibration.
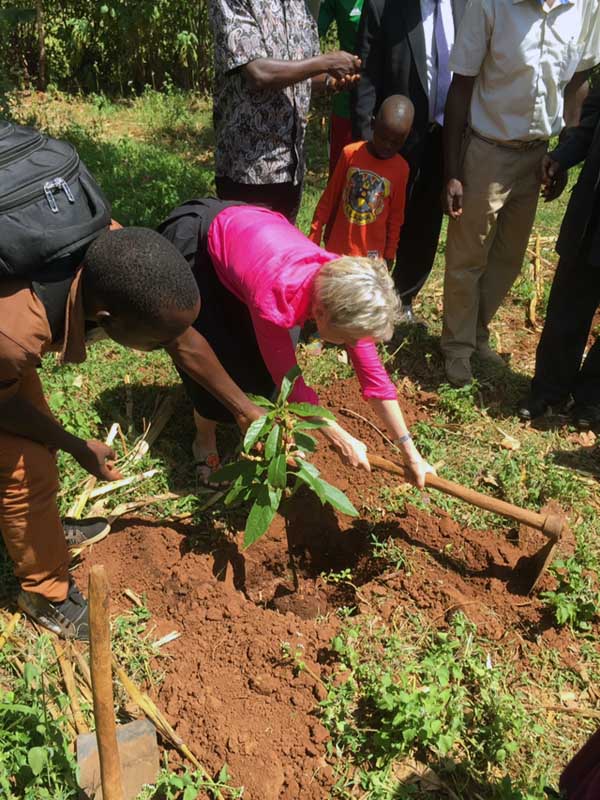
[88,566,124,800]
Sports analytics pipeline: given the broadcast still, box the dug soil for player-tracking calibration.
[79,378,587,800]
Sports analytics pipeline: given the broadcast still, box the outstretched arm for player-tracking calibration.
[243,52,360,92]
[166,326,264,431]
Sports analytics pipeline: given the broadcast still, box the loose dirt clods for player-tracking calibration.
[78,380,592,799]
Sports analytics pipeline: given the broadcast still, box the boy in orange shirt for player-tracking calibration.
[310,95,414,266]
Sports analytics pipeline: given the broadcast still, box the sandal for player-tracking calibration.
[194,451,223,490]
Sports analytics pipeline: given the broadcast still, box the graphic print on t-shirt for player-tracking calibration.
[343,167,391,226]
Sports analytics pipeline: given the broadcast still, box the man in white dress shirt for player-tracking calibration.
[441,0,600,387]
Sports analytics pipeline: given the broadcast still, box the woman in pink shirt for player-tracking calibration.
[158,199,430,486]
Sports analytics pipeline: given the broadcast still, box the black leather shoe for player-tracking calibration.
[572,404,600,431]
[518,396,571,422]
[517,397,550,421]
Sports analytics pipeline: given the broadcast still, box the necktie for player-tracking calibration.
[433,0,451,125]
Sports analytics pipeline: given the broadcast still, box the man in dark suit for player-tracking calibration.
[352,0,467,322]
[520,91,600,429]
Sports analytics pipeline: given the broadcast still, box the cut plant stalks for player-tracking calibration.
[67,422,120,518]
[368,453,565,594]
[211,366,359,548]
[67,391,178,521]
[52,640,89,736]
[0,609,215,793]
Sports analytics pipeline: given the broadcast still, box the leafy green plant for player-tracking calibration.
[136,762,243,799]
[437,382,482,424]
[0,636,79,799]
[541,557,600,631]
[320,614,536,796]
[212,366,358,547]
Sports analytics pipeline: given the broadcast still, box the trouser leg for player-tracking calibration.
[0,371,69,602]
[394,126,444,303]
[532,254,600,406]
[476,144,544,346]
[328,114,353,179]
[442,136,508,359]
[442,137,544,359]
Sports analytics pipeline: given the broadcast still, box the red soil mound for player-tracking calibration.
[78,379,584,799]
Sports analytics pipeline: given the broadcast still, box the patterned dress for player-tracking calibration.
[210,0,320,186]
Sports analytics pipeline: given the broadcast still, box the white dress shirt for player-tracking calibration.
[450,0,600,142]
[420,0,456,123]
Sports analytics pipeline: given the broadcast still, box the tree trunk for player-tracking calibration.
[36,0,46,91]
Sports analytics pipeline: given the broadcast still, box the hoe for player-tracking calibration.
[368,453,565,594]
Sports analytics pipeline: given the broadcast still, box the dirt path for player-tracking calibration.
[78,380,584,799]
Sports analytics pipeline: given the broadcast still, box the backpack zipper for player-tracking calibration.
[0,150,80,213]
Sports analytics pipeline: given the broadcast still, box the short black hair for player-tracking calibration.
[83,227,199,320]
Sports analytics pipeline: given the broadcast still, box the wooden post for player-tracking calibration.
[88,566,124,800]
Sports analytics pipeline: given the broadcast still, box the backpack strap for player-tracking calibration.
[30,249,86,342]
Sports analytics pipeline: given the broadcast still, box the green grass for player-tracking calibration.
[0,87,598,799]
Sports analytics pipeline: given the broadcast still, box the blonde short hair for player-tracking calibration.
[314,256,401,341]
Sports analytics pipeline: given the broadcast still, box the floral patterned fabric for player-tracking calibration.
[209,0,320,185]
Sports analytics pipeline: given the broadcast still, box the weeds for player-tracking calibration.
[541,557,600,631]
[321,614,545,799]
[437,382,483,424]
[0,635,79,799]
[112,602,165,689]
[137,762,243,800]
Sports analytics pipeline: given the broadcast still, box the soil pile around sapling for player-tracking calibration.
[79,379,584,799]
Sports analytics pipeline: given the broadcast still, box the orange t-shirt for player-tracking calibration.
[309,141,409,260]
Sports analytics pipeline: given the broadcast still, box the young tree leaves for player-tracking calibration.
[223,367,358,548]
[244,485,279,548]
[243,416,270,452]
[279,364,301,404]
[287,402,335,420]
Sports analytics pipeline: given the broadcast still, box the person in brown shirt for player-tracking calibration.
[0,226,263,641]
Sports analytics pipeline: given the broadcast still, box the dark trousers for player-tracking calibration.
[394,125,444,304]
[531,251,600,408]
[215,176,302,224]
[158,198,275,424]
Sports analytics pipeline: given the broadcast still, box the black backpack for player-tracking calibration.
[0,120,111,279]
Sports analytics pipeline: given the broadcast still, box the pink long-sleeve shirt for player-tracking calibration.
[207,205,398,405]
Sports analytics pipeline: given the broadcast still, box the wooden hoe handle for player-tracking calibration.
[368,454,564,541]
[89,565,124,800]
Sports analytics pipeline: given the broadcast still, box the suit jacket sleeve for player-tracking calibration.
[552,92,600,170]
[352,0,384,140]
